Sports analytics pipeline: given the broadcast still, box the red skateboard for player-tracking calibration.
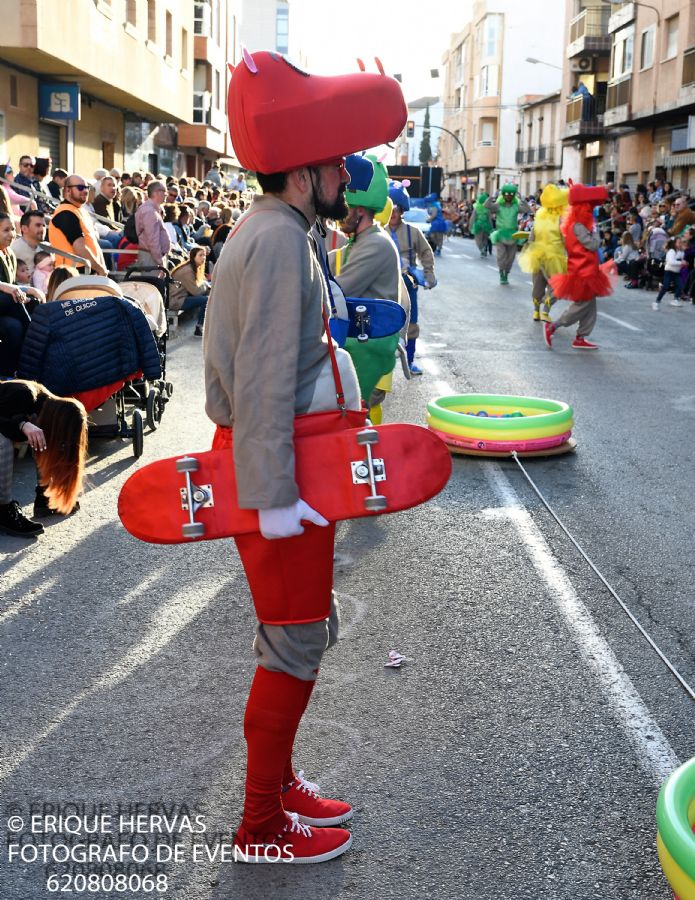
[118,424,452,544]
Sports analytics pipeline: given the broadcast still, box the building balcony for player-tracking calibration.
[604,74,632,127]
[607,2,635,34]
[515,146,557,167]
[177,123,226,156]
[563,94,606,139]
[567,7,612,58]
[679,47,695,106]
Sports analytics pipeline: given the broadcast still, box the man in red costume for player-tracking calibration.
[544,183,612,351]
[203,51,406,863]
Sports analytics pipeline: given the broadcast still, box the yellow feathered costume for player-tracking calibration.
[519,184,569,277]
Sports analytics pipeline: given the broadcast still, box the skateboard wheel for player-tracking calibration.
[176,456,199,473]
[182,522,205,539]
[355,305,367,314]
[357,333,368,343]
[356,429,379,445]
[365,495,388,512]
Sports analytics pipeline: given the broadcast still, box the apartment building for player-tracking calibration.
[440,0,564,200]
[177,0,241,181]
[561,0,695,192]
[515,91,563,196]
[0,0,194,176]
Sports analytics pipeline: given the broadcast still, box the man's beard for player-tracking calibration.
[315,184,348,220]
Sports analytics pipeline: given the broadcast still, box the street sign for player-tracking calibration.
[38,83,81,121]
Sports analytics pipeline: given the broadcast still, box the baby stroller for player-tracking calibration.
[17,276,162,458]
[118,265,175,430]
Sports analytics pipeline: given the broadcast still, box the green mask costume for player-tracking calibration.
[491,186,520,244]
[471,192,492,236]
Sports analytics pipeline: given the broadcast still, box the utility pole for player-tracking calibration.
[409,122,469,191]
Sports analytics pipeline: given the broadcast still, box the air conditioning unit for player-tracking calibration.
[570,57,593,73]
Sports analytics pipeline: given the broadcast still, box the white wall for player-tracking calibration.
[492,0,565,173]
[405,100,443,166]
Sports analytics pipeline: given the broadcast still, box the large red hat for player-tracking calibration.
[569,183,608,205]
[227,51,407,173]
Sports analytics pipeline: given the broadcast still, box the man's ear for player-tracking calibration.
[288,167,312,196]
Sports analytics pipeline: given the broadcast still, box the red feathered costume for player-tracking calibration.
[550,184,612,302]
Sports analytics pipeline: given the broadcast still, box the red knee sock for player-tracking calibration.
[282,675,317,787]
[241,667,310,838]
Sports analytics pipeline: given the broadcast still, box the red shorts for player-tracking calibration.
[213,408,367,625]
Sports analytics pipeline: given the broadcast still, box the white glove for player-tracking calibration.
[258,499,329,540]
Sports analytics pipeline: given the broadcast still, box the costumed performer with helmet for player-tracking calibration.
[485,184,530,284]
[544,182,612,351]
[387,179,436,375]
[469,191,493,258]
[329,154,408,424]
[518,183,569,322]
[424,192,447,256]
[204,50,406,863]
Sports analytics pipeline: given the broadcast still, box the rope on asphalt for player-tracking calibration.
[510,451,695,704]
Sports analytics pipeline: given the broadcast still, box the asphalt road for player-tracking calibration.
[1,238,693,900]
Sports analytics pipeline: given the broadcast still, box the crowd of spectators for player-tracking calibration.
[442,177,695,300]
[0,154,257,376]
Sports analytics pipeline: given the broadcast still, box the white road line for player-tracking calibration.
[483,465,680,785]
[526,281,533,286]
[598,311,641,332]
[433,379,455,396]
[421,359,678,784]
[421,357,442,376]
[487,265,498,272]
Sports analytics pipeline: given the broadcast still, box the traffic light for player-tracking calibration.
[406,120,415,138]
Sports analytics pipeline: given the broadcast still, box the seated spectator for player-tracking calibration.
[166,182,182,204]
[211,207,233,259]
[0,213,45,375]
[11,210,47,277]
[131,171,144,188]
[47,167,68,200]
[45,265,79,301]
[48,175,108,276]
[670,196,695,237]
[93,175,122,224]
[162,203,182,252]
[32,251,54,294]
[168,245,210,336]
[627,212,642,245]
[0,379,87,536]
[15,260,31,285]
[614,232,640,279]
[0,167,36,218]
[173,207,194,252]
[121,173,133,187]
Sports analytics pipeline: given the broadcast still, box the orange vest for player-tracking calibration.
[48,202,102,269]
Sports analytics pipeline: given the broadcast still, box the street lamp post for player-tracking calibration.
[408,122,469,196]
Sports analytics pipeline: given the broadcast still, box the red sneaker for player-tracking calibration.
[283,770,353,826]
[543,321,555,349]
[571,336,598,350]
[234,812,352,864]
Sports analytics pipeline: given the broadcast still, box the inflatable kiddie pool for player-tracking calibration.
[657,757,695,899]
[426,394,576,457]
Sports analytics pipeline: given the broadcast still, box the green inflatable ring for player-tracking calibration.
[427,394,573,432]
[657,756,695,887]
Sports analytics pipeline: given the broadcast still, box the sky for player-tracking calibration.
[291,0,474,104]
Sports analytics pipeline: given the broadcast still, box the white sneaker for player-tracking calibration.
[652,302,660,311]
[669,298,684,307]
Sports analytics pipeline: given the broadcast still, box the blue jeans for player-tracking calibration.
[655,271,681,303]
[181,294,208,325]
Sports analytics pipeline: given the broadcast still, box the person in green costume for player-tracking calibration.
[485,184,530,284]
[470,191,493,257]
[329,154,407,423]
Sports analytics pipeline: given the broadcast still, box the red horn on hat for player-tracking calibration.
[227,50,407,173]
[357,58,366,71]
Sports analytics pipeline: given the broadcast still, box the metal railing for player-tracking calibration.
[606,74,632,110]
[515,146,557,166]
[569,6,611,42]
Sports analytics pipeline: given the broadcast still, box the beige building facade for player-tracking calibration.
[0,0,195,177]
[561,0,695,192]
[440,0,564,200]
[515,91,563,196]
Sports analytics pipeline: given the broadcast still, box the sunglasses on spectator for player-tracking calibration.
[21,162,34,168]
[67,183,88,190]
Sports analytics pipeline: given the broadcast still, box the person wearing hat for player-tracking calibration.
[329,154,407,422]
[544,182,612,350]
[519,184,568,322]
[424,193,447,256]
[203,50,406,863]
[485,184,530,284]
[470,191,493,258]
[387,179,436,375]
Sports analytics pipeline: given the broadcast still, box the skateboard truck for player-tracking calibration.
[176,456,214,539]
[354,304,370,343]
[353,429,387,511]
